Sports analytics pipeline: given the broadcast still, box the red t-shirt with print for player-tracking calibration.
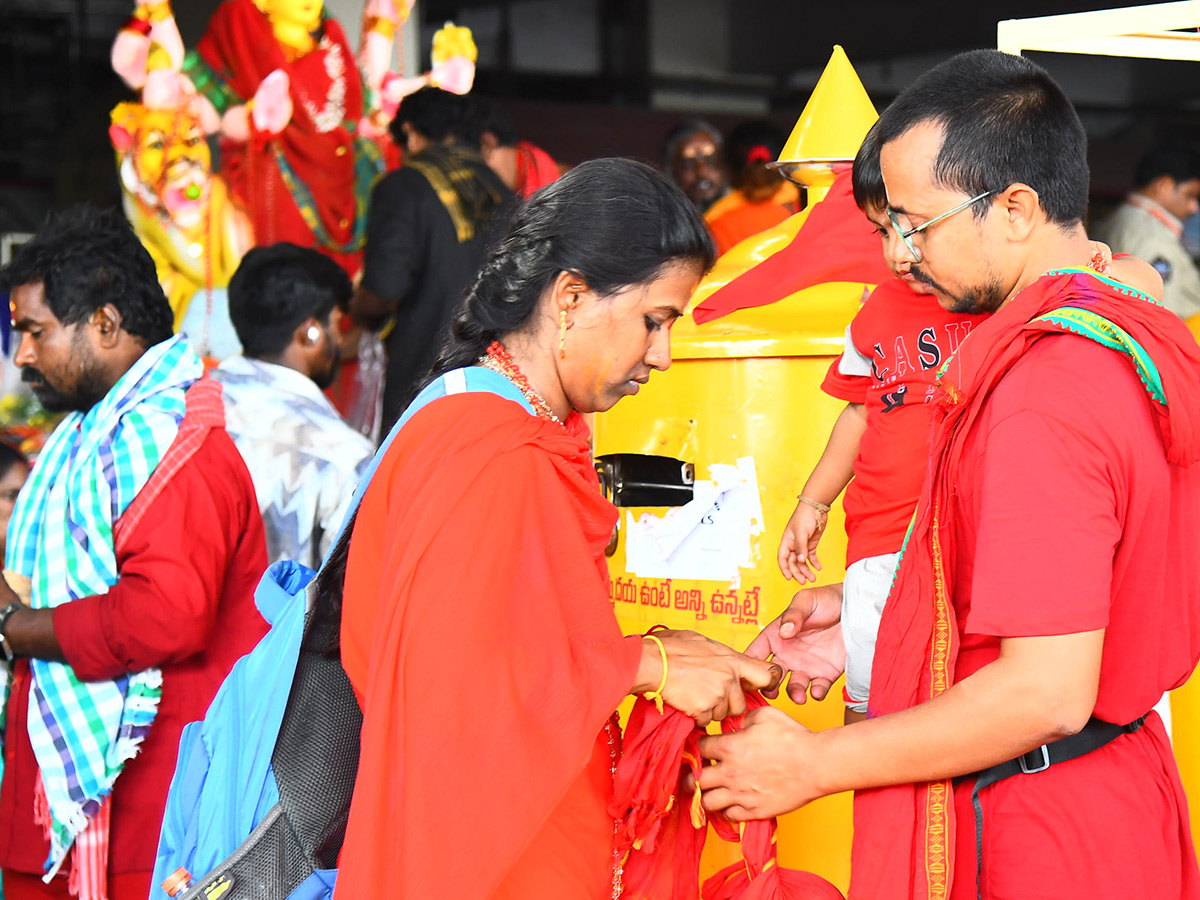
[821,279,983,565]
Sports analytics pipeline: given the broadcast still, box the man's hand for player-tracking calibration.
[777,501,826,583]
[697,705,825,820]
[746,583,845,705]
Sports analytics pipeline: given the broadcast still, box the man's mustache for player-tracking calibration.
[20,367,43,385]
[910,266,936,287]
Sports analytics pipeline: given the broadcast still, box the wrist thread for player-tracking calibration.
[796,494,831,516]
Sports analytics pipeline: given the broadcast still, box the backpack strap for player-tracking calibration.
[318,366,533,570]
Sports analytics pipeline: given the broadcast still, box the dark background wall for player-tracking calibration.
[3,0,1200,235]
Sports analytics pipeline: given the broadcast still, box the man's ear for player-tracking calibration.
[296,317,323,347]
[1145,173,1176,200]
[92,305,124,349]
[997,183,1041,242]
[479,130,499,158]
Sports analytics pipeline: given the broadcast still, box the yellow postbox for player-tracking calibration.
[595,47,877,892]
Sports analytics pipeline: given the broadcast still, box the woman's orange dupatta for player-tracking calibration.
[850,269,1200,900]
[336,392,642,900]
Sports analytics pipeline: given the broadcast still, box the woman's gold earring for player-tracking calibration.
[559,309,568,359]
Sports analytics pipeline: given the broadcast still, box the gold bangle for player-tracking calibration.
[643,633,669,714]
[796,494,831,516]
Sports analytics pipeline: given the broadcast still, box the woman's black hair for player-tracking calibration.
[428,157,716,379]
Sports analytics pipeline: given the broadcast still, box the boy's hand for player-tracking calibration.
[777,500,827,583]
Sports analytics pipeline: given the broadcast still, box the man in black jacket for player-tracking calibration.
[352,87,512,432]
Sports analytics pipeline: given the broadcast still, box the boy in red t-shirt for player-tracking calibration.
[777,145,981,722]
[778,138,1160,723]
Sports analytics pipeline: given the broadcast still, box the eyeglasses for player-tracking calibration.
[886,190,996,262]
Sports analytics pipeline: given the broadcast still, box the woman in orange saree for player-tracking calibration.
[335,158,781,900]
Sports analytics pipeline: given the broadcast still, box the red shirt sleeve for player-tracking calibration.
[52,433,260,681]
[821,357,870,403]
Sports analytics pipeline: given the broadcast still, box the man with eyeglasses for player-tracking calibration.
[700,50,1200,900]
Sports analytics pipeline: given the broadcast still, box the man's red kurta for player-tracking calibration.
[947,332,1200,898]
[851,269,1200,900]
[0,428,268,892]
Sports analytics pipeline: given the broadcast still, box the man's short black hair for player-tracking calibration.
[873,49,1089,225]
[227,243,351,359]
[0,206,173,346]
[460,96,518,149]
[1134,143,1200,189]
[389,86,468,146]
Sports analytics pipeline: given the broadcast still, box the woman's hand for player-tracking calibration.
[633,630,783,728]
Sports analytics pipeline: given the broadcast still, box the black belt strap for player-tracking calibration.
[956,713,1148,900]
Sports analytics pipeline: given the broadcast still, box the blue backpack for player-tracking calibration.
[150,369,535,900]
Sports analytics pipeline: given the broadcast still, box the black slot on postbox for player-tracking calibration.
[594,454,695,508]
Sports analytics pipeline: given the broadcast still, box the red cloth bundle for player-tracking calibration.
[612,693,844,900]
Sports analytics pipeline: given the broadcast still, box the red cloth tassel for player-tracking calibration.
[613,693,844,900]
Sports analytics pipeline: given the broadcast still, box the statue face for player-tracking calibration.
[261,0,323,33]
[123,107,212,229]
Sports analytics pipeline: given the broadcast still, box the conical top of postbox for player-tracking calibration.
[777,45,878,164]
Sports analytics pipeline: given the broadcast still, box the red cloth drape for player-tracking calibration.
[336,392,642,899]
[851,268,1200,900]
[196,0,364,272]
[614,693,844,900]
[692,172,893,325]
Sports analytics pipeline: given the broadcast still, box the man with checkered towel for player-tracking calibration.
[0,207,269,900]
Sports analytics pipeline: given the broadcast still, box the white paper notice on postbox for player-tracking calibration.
[624,456,763,585]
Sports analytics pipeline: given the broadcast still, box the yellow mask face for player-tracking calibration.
[258,0,323,34]
[133,108,209,189]
[111,104,212,228]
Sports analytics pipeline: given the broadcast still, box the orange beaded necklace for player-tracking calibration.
[479,340,563,424]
